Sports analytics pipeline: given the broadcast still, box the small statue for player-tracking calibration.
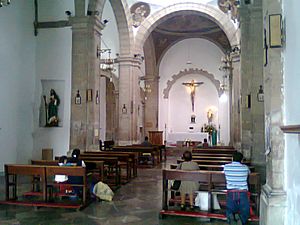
[43,89,60,127]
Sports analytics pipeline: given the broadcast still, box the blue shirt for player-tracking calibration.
[224,161,250,190]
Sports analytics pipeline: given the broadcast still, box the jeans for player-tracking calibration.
[226,191,250,225]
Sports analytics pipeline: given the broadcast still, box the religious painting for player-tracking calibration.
[269,14,282,48]
[86,89,93,102]
[39,80,64,127]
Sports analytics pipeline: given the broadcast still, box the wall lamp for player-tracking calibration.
[122,104,127,114]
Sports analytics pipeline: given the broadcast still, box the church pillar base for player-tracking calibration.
[260,184,286,225]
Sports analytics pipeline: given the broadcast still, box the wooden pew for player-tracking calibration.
[45,166,88,208]
[192,148,237,155]
[169,164,255,172]
[2,164,91,209]
[52,157,105,183]
[31,160,59,166]
[177,159,251,166]
[4,164,47,201]
[192,156,232,160]
[192,153,233,157]
[160,169,260,222]
[112,146,160,166]
[79,155,121,189]
[81,152,132,183]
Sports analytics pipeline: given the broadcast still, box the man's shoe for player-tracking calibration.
[227,214,238,225]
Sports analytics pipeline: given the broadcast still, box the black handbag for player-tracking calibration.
[171,163,182,190]
[171,180,181,190]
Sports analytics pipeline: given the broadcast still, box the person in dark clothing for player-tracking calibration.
[67,149,86,195]
[141,136,152,147]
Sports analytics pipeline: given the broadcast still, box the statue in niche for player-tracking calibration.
[207,108,213,124]
[182,80,204,112]
[43,89,60,127]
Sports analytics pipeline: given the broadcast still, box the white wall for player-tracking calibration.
[32,0,74,159]
[283,0,300,224]
[101,0,120,77]
[158,38,230,144]
[0,1,36,170]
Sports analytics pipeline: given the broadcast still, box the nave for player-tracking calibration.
[0,151,258,225]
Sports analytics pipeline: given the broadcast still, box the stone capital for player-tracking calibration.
[116,56,143,68]
[70,16,105,35]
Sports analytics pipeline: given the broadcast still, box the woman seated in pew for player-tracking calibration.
[178,151,200,210]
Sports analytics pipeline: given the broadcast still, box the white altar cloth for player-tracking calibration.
[167,132,208,143]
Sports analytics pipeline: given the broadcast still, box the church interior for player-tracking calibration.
[0,0,299,224]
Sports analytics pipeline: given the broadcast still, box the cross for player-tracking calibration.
[182,80,204,112]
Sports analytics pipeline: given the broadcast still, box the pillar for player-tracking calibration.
[117,55,142,145]
[69,1,104,150]
[260,0,286,224]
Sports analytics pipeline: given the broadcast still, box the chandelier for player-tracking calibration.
[0,0,11,7]
[97,47,115,72]
[219,54,232,102]
[218,0,240,22]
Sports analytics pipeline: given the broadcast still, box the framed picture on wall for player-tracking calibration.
[269,14,282,48]
[87,89,93,102]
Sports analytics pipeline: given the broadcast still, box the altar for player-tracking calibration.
[167,132,208,146]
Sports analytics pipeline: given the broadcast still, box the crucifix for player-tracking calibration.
[182,80,204,112]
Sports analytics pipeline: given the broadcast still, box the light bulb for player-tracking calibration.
[219,92,228,102]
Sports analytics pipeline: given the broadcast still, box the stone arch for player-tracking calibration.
[134,2,239,54]
[89,0,133,56]
[163,68,221,99]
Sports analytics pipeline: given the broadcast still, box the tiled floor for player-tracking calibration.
[0,156,259,225]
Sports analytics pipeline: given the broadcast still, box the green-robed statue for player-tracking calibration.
[43,89,60,127]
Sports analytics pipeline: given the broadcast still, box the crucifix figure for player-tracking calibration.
[182,80,204,112]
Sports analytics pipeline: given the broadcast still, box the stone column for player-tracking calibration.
[239,2,265,173]
[69,8,104,150]
[117,55,142,145]
[231,51,241,147]
[144,74,159,136]
[260,0,286,224]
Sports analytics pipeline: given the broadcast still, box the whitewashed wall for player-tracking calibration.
[32,0,74,159]
[0,1,36,170]
[283,0,300,224]
[101,0,120,77]
[159,38,230,145]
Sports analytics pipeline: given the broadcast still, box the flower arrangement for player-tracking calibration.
[203,123,217,135]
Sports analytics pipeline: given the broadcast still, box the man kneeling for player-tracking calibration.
[224,152,250,225]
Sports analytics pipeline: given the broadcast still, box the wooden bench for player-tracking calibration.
[79,155,121,189]
[81,152,132,183]
[169,164,255,172]
[112,146,160,166]
[192,148,237,155]
[4,164,47,201]
[160,169,260,221]
[31,160,59,166]
[1,164,91,209]
[177,159,251,166]
[192,156,232,160]
[45,166,88,207]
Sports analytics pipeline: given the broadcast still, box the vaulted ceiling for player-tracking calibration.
[146,14,231,64]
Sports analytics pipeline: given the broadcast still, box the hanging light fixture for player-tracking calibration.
[219,54,232,102]
[97,47,116,72]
